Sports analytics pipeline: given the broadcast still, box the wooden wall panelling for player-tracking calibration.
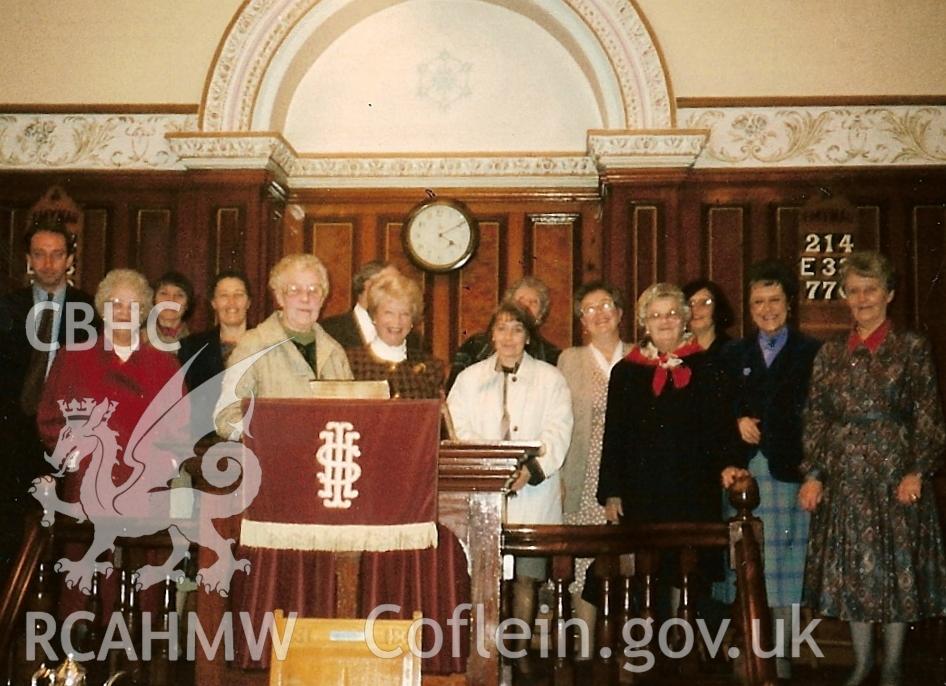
[705,206,747,338]
[134,208,173,284]
[912,205,946,345]
[529,214,577,350]
[629,204,660,341]
[81,208,110,292]
[310,220,354,319]
[457,220,500,346]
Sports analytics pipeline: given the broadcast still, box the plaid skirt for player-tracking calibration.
[714,452,810,607]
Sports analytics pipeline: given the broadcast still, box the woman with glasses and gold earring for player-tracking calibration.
[557,281,630,653]
[596,283,740,618]
[682,278,735,355]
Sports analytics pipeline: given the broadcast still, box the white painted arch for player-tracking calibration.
[199,0,674,154]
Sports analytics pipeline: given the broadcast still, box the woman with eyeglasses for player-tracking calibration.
[557,281,630,647]
[596,283,740,615]
[682,279,735,355]
[37,268,185,617]
[716,260,821,681]
[215,253,352,437]
[345,271,444,399]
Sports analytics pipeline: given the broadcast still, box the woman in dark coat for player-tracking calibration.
[799,251,946,686]
[717,260,821,681]
[597,283,740,606]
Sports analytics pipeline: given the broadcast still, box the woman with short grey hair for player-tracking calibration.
[800,250,946,686]
[215,253,351,437]
[596,282,740,619]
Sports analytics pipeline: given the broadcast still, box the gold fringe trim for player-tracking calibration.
[240,519,438,552]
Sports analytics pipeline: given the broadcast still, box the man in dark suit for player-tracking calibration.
[320,260,423,351]
[0,215,97,578]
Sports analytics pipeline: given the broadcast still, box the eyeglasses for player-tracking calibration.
[107,299,141,308]
[647,310,681,321]
[580,300,616,317]
[688,297,713,308]
[283,284,323,299]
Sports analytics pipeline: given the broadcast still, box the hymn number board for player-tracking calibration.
[797,195,862,336]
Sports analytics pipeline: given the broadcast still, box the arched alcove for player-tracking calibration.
[200,0,674,153]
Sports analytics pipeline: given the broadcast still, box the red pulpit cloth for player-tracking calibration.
[239,398,440,552]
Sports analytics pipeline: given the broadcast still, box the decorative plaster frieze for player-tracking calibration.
[166,133,295,180]
[681,106,946,168]
[588,130,708,169]
[290,155,599,189]
[0,114,194,170]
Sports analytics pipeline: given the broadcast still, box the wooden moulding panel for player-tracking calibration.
[706,206,746,338]
[529,214,577,351]
[214,207,244,276]
[311,221,354,319]
[135,208,172,284]
[457,220,500,346]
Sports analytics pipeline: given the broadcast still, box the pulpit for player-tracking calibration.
[193,398,529,686]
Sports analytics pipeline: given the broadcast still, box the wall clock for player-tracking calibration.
[402,198,478,272]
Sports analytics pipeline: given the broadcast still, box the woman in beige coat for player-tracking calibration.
[215,253,352,438]
[557,281,630,655]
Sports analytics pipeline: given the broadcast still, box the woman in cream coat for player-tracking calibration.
[447,301,573,652]
[215,253,352,438]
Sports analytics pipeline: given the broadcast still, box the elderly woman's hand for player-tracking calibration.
[798,479,823,511]
[737,416,762,444]
[604,497,623,523]
[720,466,751,489]
[895,473,923,505]
[509,467,531,493]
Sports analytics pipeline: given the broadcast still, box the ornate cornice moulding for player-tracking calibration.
[0,113,195,170]
[588,130,708,169]
[165,132,296,180]
[680,105,946,167]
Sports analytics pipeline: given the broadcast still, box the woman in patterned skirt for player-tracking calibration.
[719,260,821,681]
[558,281,631,655]
[345,271,444,398]
[799,251,946,686]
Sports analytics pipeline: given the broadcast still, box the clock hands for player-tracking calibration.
[438,220,468,239]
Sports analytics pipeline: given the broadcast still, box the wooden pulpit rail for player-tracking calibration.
[501,477,778,686]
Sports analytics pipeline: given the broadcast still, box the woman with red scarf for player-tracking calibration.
[596,283,740,606]
[598,282,739,525]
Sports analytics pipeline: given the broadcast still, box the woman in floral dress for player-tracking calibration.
[799,251,946,686]
[558,281,631,652]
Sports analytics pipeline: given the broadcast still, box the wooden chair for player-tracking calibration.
[268,609,422,686]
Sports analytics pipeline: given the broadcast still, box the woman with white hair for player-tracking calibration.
[38,268,184,495]
[214,253,352,437]
[596,283,740,614]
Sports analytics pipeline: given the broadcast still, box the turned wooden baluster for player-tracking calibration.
[80,573,109,686]
[625,549,657,676]
[107,566,143,685]
[148,575,176,686]
[15,556,58,685]
[728,476,777,686]
[613,555,636,685]
[672,546,700,675]
[594,554,619,664]
[547,554,575,684]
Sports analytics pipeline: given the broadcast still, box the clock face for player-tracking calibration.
[404,201,477,272]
